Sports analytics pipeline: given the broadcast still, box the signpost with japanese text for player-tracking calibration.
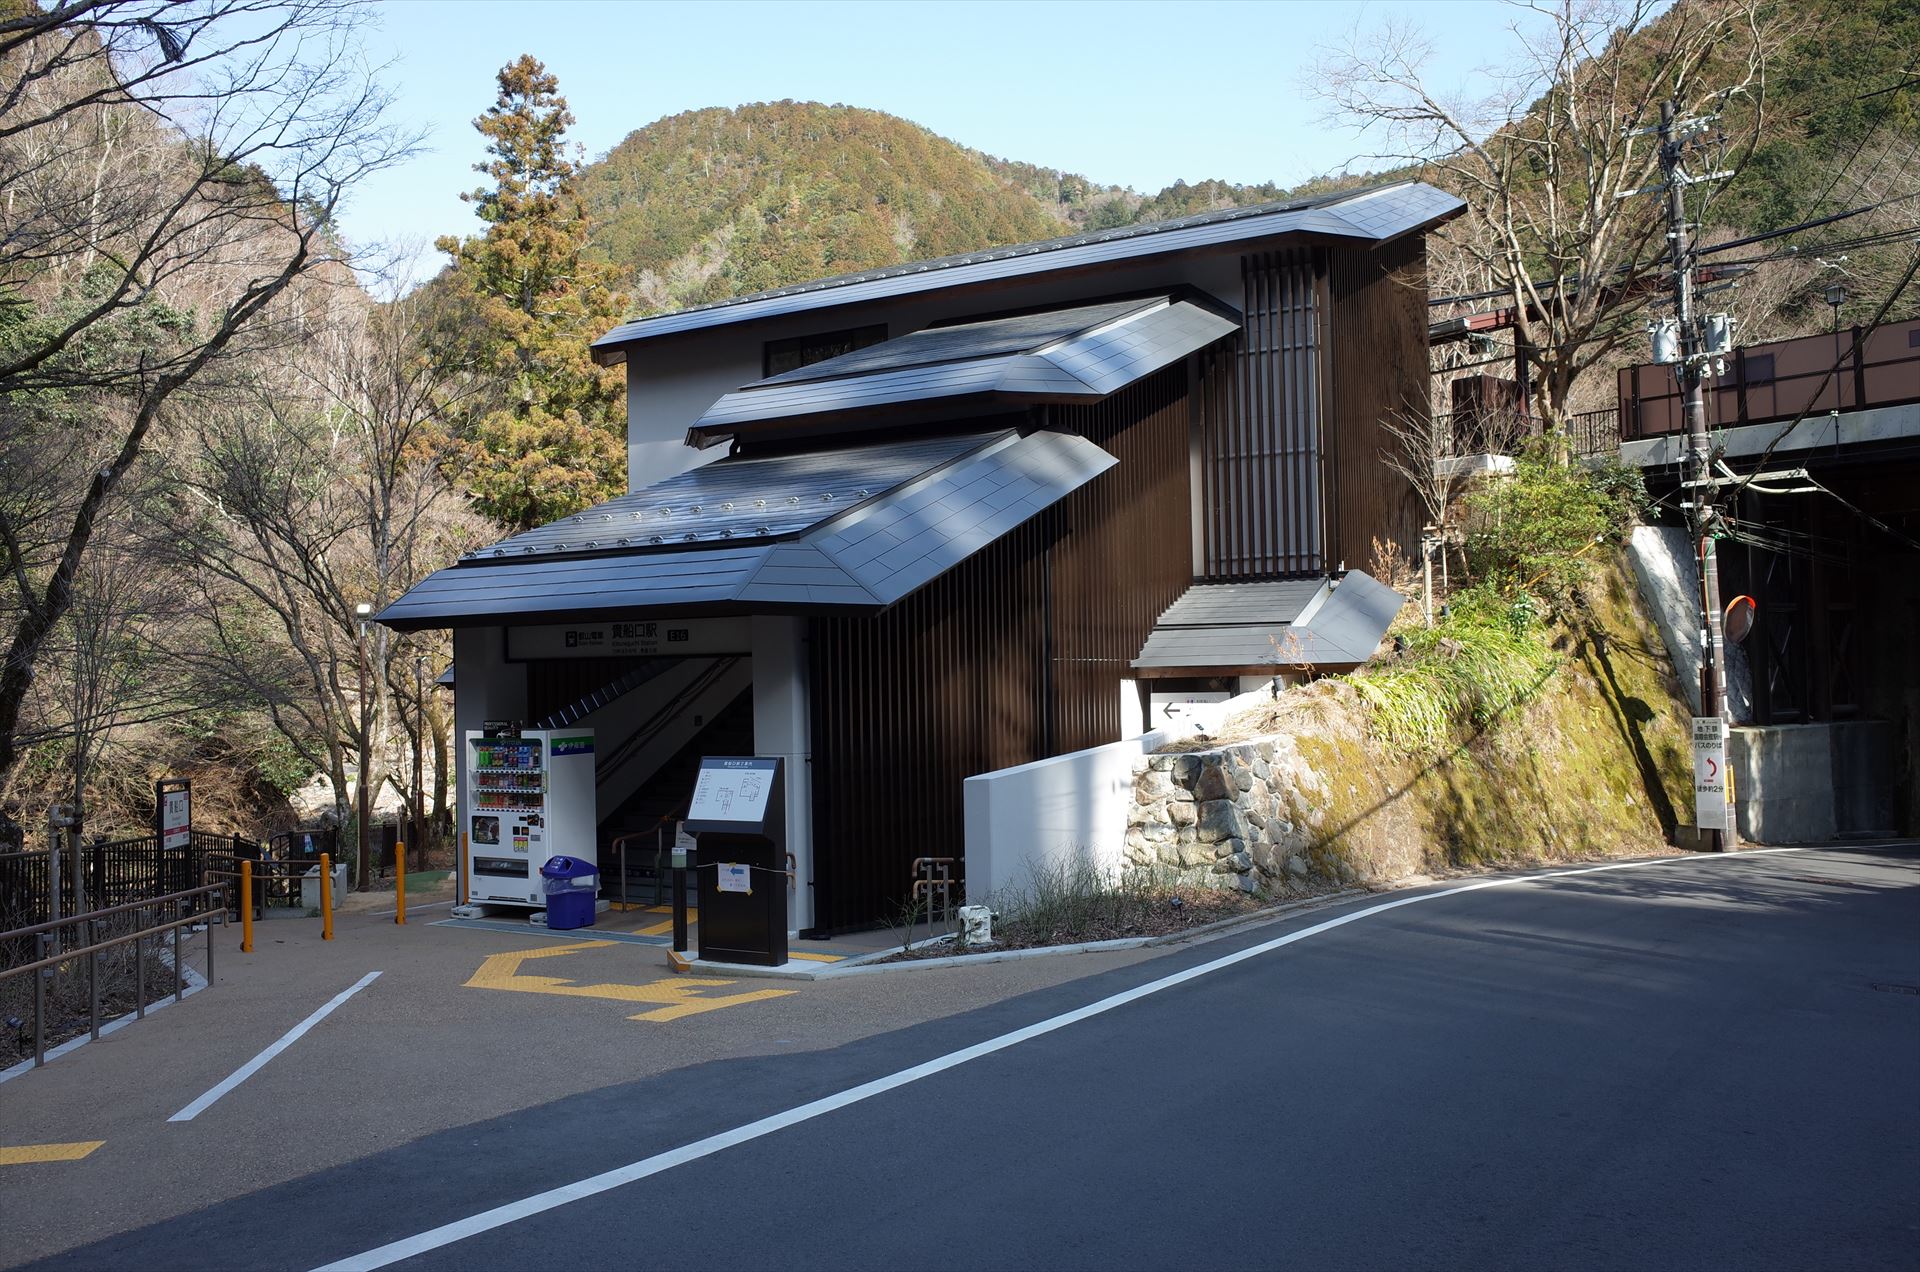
[154,777,192,850]
[1692,717,1726,831]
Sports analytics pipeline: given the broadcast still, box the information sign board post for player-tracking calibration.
[683,756,786,966]
[154,778,192,850]
[1692,717,1727,834]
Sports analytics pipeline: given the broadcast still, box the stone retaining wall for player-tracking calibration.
[1124,734,1342,892]
[1122,557,1698,895]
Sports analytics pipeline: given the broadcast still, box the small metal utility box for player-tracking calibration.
[684,756,786,967]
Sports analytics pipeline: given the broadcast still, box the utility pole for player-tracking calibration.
[1656,99,1737,851]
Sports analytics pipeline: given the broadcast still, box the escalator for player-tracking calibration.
[596,690,756,903]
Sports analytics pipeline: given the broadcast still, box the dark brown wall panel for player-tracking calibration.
[1047,367,1195,752]
[1326,236,1426,573]
[808,367,1193,931]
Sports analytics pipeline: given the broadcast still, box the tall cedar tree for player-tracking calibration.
[438,56,627,531]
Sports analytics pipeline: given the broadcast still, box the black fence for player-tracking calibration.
[0,831,270,932]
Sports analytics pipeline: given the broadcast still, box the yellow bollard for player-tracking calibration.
[394,840,406,926]
[320,852,334,941]
[241,860,254,954]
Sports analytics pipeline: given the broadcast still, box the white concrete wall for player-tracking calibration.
[1731,719,1900,843]
[620,251,1246,490]
[962,680,1282,900]
[962,737,1152,903]
[452,626,524,835]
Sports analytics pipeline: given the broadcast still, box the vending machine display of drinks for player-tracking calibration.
[464,728,596,907]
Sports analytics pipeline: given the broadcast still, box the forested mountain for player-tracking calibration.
[576,101,1332,315]
[576,0,1915,333]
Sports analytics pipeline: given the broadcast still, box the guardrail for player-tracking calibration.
[0,882,228,1068]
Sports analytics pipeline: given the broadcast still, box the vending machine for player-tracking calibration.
[463,727,597,908]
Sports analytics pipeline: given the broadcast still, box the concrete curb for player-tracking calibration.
[667,889,1369,982]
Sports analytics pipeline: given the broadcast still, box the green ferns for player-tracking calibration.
[1348,599,1560,750]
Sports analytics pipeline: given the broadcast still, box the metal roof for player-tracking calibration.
[378,429,1115,630]
[592,181,1466,359]
[760,296,1158,385]
[1132,571,1404,673]
[688,296,1238,445]
[467,432,987,561]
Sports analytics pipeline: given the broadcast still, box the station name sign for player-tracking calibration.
[506,617,750,661]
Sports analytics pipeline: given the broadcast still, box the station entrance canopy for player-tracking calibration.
[377,428,1114,629]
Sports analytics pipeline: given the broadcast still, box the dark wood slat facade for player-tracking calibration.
[1325,234,1427,572]
[808,368,1193,931]
[806,240,1430,929]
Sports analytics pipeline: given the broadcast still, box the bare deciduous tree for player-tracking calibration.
[159,281,487,883]
[1381,392,1532,616]
[1314,0,1802,432]
[0,0,415,786]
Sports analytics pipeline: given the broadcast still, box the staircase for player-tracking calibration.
[596,689,756,903]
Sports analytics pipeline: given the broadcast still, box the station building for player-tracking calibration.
[380,181,1465,932]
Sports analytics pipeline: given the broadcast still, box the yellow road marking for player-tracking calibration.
[0,1141,104,1166]
[464,942,793,1022]
[634,906,695,937]
[787,952,845,963]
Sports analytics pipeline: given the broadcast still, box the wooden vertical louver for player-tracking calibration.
[807,367,1193,932]
[1199,250,1323,578]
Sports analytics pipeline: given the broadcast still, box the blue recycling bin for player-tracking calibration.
[540,855,599,930]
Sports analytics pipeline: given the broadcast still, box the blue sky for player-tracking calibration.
[347,0,1518,280]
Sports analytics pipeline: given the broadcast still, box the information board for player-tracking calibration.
[686,757,778,827]
[1692,716,1726,831]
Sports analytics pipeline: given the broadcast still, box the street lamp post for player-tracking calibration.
[1825,282,1847,335]
[355,601,373,890]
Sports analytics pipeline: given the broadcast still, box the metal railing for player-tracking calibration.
[1564,409,1620,458]
[0,882,228,1068]
[1,836,206,931]
[1424,408,1620,461]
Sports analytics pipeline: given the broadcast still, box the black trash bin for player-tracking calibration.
[540,855,599,930]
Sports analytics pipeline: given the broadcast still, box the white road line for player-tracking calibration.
[313,850,1801,1272]
[169,971,382,1123]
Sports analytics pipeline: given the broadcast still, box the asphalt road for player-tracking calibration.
[19,844,1920,1271]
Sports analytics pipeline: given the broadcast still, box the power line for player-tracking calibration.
[1799,52,1920,216]
[1694,193,1920,257]
[1427,196,1920,309]
[1803,476,1920,555]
